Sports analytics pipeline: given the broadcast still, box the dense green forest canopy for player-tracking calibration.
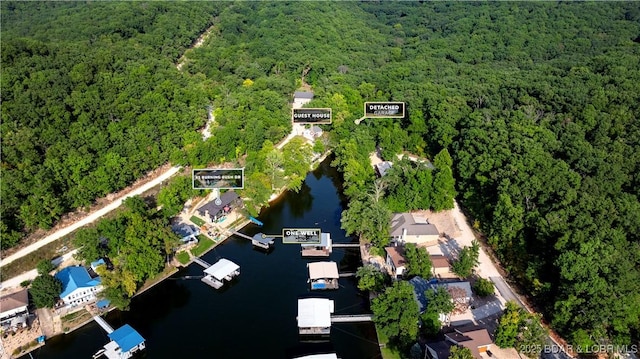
[2,0,640,348]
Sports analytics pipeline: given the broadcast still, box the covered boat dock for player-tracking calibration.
[307,262,339,290]
[201,258,240,289]
[297,298,334,335]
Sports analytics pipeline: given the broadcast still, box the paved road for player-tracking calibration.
[0,166,181,269]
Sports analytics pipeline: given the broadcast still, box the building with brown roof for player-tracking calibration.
[0,289,29,330]
[430,254,451,277]
[385,246,407,279]
[444,325,493,358]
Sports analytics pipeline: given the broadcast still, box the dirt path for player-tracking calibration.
[176,22,216,71]
[0,167,180,269]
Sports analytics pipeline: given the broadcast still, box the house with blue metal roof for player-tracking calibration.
[55,266,102,307]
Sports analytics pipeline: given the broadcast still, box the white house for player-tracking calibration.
[390,213,439,246]
[0,289,29,330]
[293,91,314,108]
[385,246,407,279]
[55,266,102,307]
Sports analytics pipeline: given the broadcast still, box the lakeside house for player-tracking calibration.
[374,161,393,177]
[55,266,102,308]
[0,289,29,331]
[171,222,200,244]
[196,191,241,223]
[385,246,407,279]
[390,213,439,246]
[307,262,339,290]
[301,232,332,257]
[293,91,314,108]
[297,298,334,335]
[443,325,493,359]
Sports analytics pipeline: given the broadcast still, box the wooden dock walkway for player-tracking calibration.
[339,272,356,278]
[330,314,373,323]
[192,257,211,269]
[331,243,360,248]
[93,316,114,334]
[231,231,254,241]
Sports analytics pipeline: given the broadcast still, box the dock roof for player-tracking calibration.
[301,232,331,248]
[108,324,145,352]
[252,233,275,244]
[297,298,334,328]
[308,262,339,280]
[204,258,240,280]
[294,355,338,359]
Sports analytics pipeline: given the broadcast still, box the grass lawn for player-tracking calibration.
[190,216,205,227]
[176,251,190,265]
[376,327,402,359]
[191,237,215,257]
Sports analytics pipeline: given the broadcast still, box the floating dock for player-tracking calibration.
[92,317,145,359]
[252,232,275,249]
[301,233,332,257]
[330,314,373,323]
[197,258,240,289]
[297,298,334,335]
[308,262,339,290]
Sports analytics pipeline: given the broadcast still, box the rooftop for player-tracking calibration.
[301,232,331,248]
[445,325,493,358]
[108,324,145,352]
[308,262,339,280]
[55,266,101,298]
[0,289,28,314]
[204,258,240,280]
[430,254,450,269]
[294,355,338,359]
[390,213,439,237]
[197,191,239,217]
[375,161,393,177]
[294,91,314,99]
[385,246,407,268]
[297,298,334,328]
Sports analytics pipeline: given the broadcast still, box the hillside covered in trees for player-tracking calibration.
[2,1,639,350]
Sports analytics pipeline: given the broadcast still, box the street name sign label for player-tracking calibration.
[193,168,244,189]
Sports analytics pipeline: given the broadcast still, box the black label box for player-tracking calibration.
[193,168,244,189]
[282,228,322,244]
[292,108,332,124]
[364,102,405,118]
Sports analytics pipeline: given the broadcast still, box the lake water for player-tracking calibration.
[24,158,381,359]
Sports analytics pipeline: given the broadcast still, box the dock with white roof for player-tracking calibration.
[195,258,240,289]
[297,298,334,335]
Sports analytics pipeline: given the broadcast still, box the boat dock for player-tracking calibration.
[92,317,145,359]
[330,314,373,323]
[198,258,240,289]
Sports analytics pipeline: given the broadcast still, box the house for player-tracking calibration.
[0,289,29,331]
[374,161,393,177]
[409,276,438,313]
[196,191,241,223]
[293,91,314,108]
[297,298,334,335]
[425,340,454,359]
[90,259,106,272]
[439,281,472,306]
[55,266,102,307]
[385,246,407,279]
[307,261,339,290]
[444,325,493,358]
[301,232,332,257]
[430,255,451,277]
[303,125,323,140]
[390,213,439,246]
[171,223,200,244]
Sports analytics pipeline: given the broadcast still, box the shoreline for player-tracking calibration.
[13,149,336,358]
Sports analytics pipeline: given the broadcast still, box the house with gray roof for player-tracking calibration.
[390,213,440,246]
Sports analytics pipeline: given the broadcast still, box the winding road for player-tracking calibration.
[0,166,181,270]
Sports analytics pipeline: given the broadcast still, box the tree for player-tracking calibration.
[450,345,474,359]
[495,301,547,356]
[425,285,455,315]
[451,240,480,278]
[431,165,456,211]
[356,264,387,292]
[341,196,391,249]
[404,243,432,278]
[37,259,56,275]
[372,281,420,346]
[30,274,62,308]
[472,278,495,297]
